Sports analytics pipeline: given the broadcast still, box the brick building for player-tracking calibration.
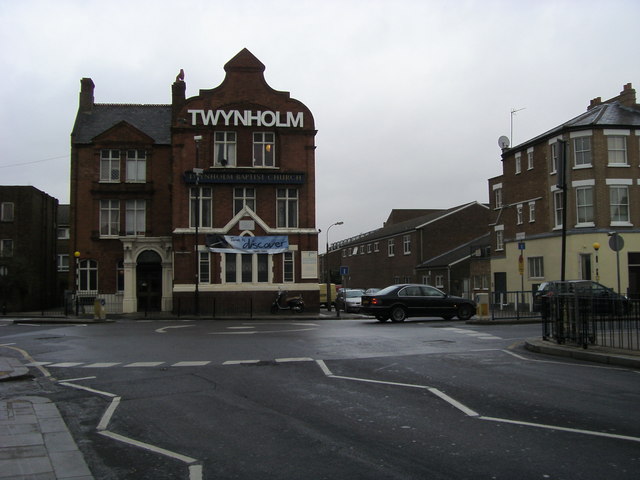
[324,202,490,298]
[489,83,640,298]
[0,186,58,312]
[70,49,318,314]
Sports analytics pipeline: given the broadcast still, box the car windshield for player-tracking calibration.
[345,290,364,298]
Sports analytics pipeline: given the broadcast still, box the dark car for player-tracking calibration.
[360,284,477,322]
[534,280,631,318]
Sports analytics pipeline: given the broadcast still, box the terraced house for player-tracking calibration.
[489,83,640,298]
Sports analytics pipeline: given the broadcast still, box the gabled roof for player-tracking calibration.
[509,101,640,152]
[72,103,172,145]
[417,233,491,269]
[332,202,489,248]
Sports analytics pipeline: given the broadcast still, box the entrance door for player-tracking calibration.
[137,250,162,312]
[493,272,507,305]
[628,252,640,299]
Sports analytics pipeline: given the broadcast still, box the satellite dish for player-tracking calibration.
[498,136,510,149]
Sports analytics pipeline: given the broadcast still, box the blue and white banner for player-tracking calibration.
[206,234,289,254]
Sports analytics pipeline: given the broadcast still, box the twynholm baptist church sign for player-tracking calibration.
[183,171,305,185]
[188,109,304,128]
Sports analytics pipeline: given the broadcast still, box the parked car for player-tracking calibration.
[534,280,631,318]
[335,288,366,313]
[364,288,380,295]
[361,284,476,322]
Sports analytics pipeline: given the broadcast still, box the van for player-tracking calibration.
[319,283,337,308]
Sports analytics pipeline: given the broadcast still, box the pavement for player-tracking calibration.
[1,314,639,478]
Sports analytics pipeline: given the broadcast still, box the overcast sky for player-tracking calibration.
[1,0,639,250]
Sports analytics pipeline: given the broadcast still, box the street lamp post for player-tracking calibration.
[593,242,600,282]
[74,251,80,316]
[193,135,203,316]
[325,221,343,312]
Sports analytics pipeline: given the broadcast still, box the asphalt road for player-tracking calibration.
[2,317,639,479]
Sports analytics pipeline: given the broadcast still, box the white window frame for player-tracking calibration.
[1,202,14,222]
[493,184,503,209]
[99,200,120,237]
[573,181,594,227]
[214,131,236,166]
[572,135,592,167]
[234,187,256,215]
[515,152,522,174]
[403,234,411,255]
[608,183,631,225]
[253,132,275,167]
[528,201,536,223]
[516,204,523,225]
[528,256,544,279]
[606,131,629,166]
[78,259,98,292]
[100,149,121,183]
[190,187,213,228]
[527,148,534,170]
[553,189,563,229]
[276,189,298,228]
[283,252,294,283]
[126,149,147,183]
[199,251,210,284]
[125,199,146,236]
[57,254,69,272]
[388,238,395,257]
[494,225,504,251]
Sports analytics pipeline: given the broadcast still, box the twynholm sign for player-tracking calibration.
[188,109,304,128]
[206,234,289,254]
[184,171,305,185]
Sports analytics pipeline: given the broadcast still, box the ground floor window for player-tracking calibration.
[224,253,270,283]
[528,256,544,279]
[283,252,294,282]
[79,259,98,291]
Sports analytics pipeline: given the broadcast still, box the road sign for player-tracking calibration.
[340,266,349,276]
[609,234,624,252]
[518,242,526,250]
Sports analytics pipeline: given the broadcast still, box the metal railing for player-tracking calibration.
[542,293,640,352]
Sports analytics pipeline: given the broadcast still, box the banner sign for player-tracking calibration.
[206,234,289,254]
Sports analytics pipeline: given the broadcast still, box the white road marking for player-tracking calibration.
[99,430,199,464]
[124,362,164,367]
[172,361,211,367]
[314,359,640,443]
[47,362,84,368]
[97,396,121,431]
[155,325,195,333]
[61,379,202,479]
[59,381,118,398]
[223,359,261,365]
[210,327,317,335]
[480,416,640,443]
[276,357,314,363]
[84,362,121,368]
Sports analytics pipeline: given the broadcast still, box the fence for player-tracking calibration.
[542,293,640,351]
[489,290,542,322]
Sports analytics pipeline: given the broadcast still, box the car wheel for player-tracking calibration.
[457,304,474,321]
[390,306,407,322]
